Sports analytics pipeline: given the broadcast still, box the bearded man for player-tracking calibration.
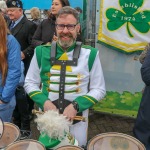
[24,6,106,148]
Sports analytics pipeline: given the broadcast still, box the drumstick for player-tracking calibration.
[32,109,86,122]
[74,116,86,122]
[32,109,44,115]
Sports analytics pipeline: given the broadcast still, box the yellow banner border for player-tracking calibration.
[98,0,148,53]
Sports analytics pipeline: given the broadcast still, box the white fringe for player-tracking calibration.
[35,110,72,141]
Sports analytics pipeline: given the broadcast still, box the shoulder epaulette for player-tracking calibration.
[82,45,98,71]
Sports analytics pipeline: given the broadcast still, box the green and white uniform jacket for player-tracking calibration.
[24,42,105,146]
[24,42,105,112]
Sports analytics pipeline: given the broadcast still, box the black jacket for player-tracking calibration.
[32,18,56,48]
[9,16,37,74]
[133,49,150,148]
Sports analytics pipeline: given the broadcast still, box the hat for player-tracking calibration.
[6,0,23,9]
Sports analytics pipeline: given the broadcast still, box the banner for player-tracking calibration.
[93,91,142,118]
[98,0,150,54]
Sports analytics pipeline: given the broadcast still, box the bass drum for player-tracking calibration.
[56,145,84,150]
[0,122,20,149]
[5,139,46,150]
[87,132,146,150]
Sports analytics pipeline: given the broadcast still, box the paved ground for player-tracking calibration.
[88,112,135,141]
[30,110,135,142]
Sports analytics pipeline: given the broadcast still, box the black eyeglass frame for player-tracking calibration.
[55,23,78,31]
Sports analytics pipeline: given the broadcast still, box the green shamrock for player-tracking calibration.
[106,0,150,37]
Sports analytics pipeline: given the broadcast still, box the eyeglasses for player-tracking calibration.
[55,24,78,31]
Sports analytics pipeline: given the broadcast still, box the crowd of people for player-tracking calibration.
[0,0,150,149]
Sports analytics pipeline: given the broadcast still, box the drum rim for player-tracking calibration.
[5,139,46,150]
[0,122,21,149]
[4,122,21,140]
[4,122,20,131]
[55,145,84,150]
[87,132,146,149]
[0,117,4,138]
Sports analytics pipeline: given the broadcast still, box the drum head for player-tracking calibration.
[0,122,20,149]
[56,145,84,150]
[0,117,4,139]
[87,132,146,150]
[5,140,46,150]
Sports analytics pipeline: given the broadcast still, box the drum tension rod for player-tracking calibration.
[32,109,87,122]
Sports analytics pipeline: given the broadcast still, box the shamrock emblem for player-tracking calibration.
[12,1,16,6]
[106,0,150,37]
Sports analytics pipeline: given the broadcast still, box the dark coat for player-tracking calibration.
[9,16,37,75]
[133,49,150,149]
[31,18,56,48]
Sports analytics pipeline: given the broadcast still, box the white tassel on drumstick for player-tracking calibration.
[32,109,87,148]
[33,110,71,141]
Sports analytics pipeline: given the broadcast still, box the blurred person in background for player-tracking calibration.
[74,7,83,42]
[133,44,150,149]
[0,13,21,122]
[0,0,10,23]
[6,0,37,139]
[43,9,50,19]
[30,7,41,26]
[32,0,70,47]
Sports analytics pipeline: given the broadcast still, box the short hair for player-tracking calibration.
[0,1,7,12]
[74,7,82,13]
[56,6,79,23]
[30,7,40,20]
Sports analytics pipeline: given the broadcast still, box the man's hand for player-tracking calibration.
[63,104,77,121]
[21,52,25,60]
[43,100,57,112]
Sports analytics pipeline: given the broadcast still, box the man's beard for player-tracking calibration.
[58,33,76,49]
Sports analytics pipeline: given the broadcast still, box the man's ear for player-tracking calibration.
[19,8,23,13]
[76,24,81,33]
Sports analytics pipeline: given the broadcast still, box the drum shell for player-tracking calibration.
[0,118,4,139]
[87,132,146,150]
[55,145,84,150]
[5,139,46,150]
[0,122,20,149]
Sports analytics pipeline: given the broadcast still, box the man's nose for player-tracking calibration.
[62,26,69,33]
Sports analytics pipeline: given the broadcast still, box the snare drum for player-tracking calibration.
[0,122,20,149]
[56,145,84,150]
[87,132,146,150]
[5,139,46,150]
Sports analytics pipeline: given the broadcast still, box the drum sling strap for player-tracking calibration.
[50,41,82,124]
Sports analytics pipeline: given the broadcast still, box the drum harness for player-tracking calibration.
[50,41,82,124]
